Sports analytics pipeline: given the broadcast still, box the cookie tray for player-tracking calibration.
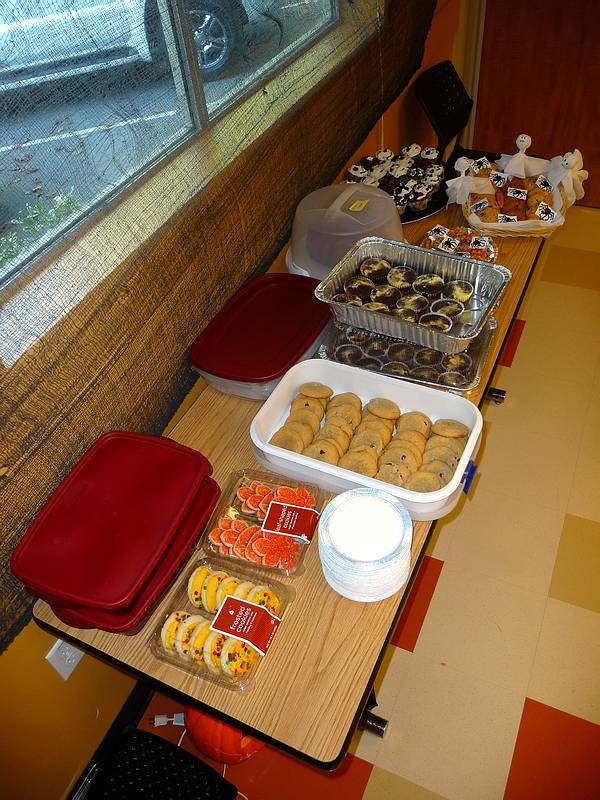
[314,237,511,353]
[250,359,483,521]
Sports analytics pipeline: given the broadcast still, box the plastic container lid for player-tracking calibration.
[49,477,221,632]
[10,431,213,610]
[289,183,404,279]
[189,274,330,383]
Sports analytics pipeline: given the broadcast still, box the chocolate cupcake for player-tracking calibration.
[441,352,473,373]
[430,298,465,319]
[359,155,377,170]
[393,193,409,216]
[375,148,395,162]
[346,164,368,182]
[385,361,411,377]
[389,307,417,322]
[388,342,416,362]
[363,176,380,188]
[408,184,429,211]
[419,312,453,332]
[346,327,371,344]
[359,257,391,282]
[397,292,429,315]
[444,280,474,304]
[362,302,390,313]
[439,371,468,388]
[356,357,382,371]
[370,285,402,308]
[334,344,363,365]
[369,164,389,180]
[402,143,421,159]
[363,338,388,358]
[421,146,439,165]
[387,266,417,292]
[410,366,439,382]
[415,348,443,367]
[332,292,362,306]
[344,276,375,301]
[408,167,426,180]
[413,273,444,299]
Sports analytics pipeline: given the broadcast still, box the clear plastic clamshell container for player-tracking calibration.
[147,556,292,692]
[202,469,324,576]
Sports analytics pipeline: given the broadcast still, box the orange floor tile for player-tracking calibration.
[391,555,444,651]
[504,698,600,800]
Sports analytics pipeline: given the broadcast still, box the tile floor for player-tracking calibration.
[143,206,600,799]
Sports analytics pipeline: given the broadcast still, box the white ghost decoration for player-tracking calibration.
[497,134,549,178]
[546,149,588,206]
[446,157,493,205]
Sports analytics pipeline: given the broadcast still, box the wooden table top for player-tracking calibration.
[33,206,543,767]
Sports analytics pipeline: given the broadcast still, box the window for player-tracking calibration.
[0,1,338,287]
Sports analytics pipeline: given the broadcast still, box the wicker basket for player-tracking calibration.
[462,184,568,238]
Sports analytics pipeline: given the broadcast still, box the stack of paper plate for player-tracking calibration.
[317,488,413,602]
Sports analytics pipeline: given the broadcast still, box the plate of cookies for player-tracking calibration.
[250,360,483,521]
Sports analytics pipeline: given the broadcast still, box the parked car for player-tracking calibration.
[0,0,286,87]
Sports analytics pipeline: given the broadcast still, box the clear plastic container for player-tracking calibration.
[289,183,404,280]
[147,556,292,691]
[202,469,324,576]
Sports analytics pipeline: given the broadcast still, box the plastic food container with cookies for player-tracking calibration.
[315,237,511,354]
[319,319,497,394]
[189,274,331,400]
[201,469,324,576]
[250,360,483,521]
[148,556,292,691]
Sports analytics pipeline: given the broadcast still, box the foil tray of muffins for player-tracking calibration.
[318,319,497,394]
[315,237,511,354]
[344,143,447,223]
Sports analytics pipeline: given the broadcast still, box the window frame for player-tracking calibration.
[0,0,385,366]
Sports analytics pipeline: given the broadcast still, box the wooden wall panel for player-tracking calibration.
[473,0,599,206]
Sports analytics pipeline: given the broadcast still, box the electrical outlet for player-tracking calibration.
[46,639,84,680]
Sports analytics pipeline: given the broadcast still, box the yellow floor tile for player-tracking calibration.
[516,280,600,346]
[483,368,593,443]
[363,767,448,800]
[477,425,579,511]
[370,649,525,800]
[527,598,600,725]
[567,451,600,523]
[432,482,563,594]
[549,514,600,612]
[412,564,546,693]
[350,646,398,764]
[544,205,600,252]
[541,245,600,291]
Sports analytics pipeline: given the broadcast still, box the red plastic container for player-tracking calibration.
[50,477,220,633]
[11,431,213,611]
[189,274,331,399]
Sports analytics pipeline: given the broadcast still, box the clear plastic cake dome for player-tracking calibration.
[287,183,404,280]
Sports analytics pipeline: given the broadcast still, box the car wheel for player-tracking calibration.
[188,1,238,76]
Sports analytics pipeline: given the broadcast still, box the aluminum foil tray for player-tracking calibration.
[314,237,511,353]
[318,318,497,395]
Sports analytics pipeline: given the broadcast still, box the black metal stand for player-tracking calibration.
[486,387,507,404]
[358,688,388,738]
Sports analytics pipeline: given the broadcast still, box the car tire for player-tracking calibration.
[187,1,239,77]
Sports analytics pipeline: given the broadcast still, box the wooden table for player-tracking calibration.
[34,206,543,768]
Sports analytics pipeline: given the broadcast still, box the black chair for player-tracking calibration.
[81,729,238,800]
[414,60,500,169]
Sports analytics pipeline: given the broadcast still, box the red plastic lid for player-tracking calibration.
[188,274,330,383]
[49,477,220,633]
[11,431,212,610]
